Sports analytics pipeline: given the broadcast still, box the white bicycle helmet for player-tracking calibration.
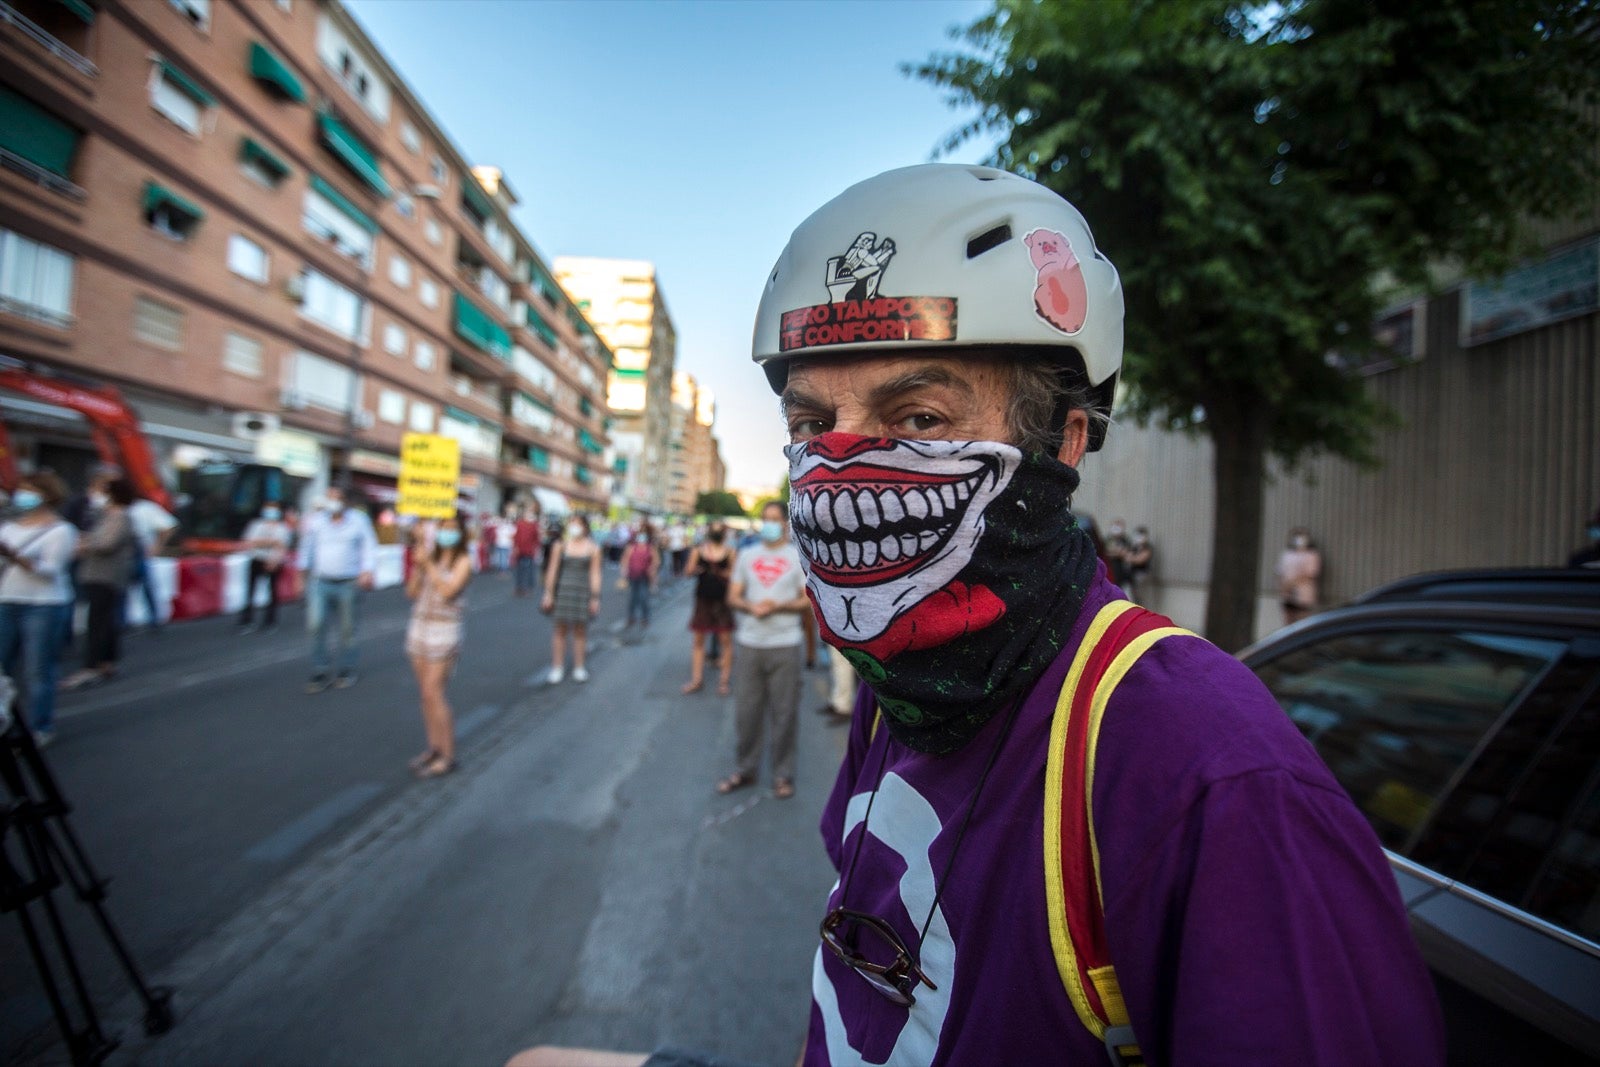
[753,163,1123,449]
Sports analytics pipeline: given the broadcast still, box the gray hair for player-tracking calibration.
[1006,359,1105,458]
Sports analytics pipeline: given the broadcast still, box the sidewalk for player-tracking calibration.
[101,587,847,1067]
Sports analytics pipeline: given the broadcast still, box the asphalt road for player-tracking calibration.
[2,563,846,1067]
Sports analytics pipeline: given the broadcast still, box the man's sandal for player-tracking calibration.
[715,773,754,795]
[408,748,438,772]
[772,778,795,800]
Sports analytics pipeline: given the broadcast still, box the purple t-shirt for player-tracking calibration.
[806,566,1444,1066]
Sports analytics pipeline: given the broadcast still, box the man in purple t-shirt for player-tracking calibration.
[510,167,1445,1067]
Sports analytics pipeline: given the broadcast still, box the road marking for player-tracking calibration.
[244,782,384,864]
[454,703,501,741]
[702,794,763,829]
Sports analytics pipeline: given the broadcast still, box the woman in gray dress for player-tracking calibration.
[541,514,601,683]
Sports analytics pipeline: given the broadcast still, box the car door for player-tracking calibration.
[1248,620,1600,1064]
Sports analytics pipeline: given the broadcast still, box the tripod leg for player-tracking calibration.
[10,894,93,1066]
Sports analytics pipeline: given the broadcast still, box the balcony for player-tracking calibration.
[0,145,85,202]
[0,0,97,79]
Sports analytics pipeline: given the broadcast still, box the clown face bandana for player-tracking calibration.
[785,432,1099,754]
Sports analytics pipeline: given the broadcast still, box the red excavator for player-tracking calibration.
[0,360,298,550]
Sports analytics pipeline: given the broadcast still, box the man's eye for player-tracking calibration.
[789,418,829,441]
[900,413,943,434]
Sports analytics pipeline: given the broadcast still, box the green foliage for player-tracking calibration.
[911,0,1600,468]
[693,490,747,518]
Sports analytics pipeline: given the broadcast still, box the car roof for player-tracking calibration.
[1350,567,1600,609]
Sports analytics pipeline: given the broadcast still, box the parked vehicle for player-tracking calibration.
[1240,568,1600,1065]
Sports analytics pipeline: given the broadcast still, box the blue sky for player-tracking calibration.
[344,0,994,496]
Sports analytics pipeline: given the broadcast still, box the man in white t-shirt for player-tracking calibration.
[716,500,810,800]
[127,496,179,628]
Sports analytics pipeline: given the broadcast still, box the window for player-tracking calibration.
[408,401,434,432]
[169,0,210,30]
[419,278,439,309]
[227,234,269,283]
[315,15,390,122]
[223,332,264,377]
[394,194,414,220]
[388,255,412,288]
[382,322,406,355]
[299,269,365,340]
[480,268,511,311]
[275,0,291,10]
[133,296,184,350]
[1407,646,1600,939]
[414,339,435,370]
[149,63,211,134]
[513,346,557,394]
[424,218,443,246]
[240,138,290,188]
[301,182,374,267]
[145,183,204,241]
[430,156,447,184]
[289,350,354,412]
[1254,629,1563,852]
[378,388,405,424]
[0,229,74,328]
[399,122,421,155]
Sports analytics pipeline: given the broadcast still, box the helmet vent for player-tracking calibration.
[966,224,1013,259]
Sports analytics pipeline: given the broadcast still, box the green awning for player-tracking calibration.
[578,396,592,416]
[239,137,290,180]
[0,84,81,178]
[53,0,94,23]
[575,466,592,485]
[317,112,389,197]
[142,181,204,222]
[528,447,550,472]
[462,177,494,220]
[524,304,558,347]
[613,367,646,381]
[248,42,305,102]
[578,429,603,454]
[309,174,377,233]
[612,457,628,474]
[453,292,512,360]
[159,60,213,106]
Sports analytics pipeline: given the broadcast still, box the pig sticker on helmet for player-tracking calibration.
[1025,228,1088,335]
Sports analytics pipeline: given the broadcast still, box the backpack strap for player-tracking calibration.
[1045,600,1192,1066]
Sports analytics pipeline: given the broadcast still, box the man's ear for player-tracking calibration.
[1055,409,1090,468]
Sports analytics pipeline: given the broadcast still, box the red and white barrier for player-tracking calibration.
[126,545,407,625]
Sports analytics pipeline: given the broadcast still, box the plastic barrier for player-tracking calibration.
[132,549,407,626]
[169,557,224,621]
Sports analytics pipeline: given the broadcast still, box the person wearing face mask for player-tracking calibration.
[404,511,473,778]
[238,501,292,633]
[761,166,1436,1066]
[541,514,601,683]
[1567,506,1600,568]
[715,502,809,801]
[1276,526,1322,625]
[681,521,736,695]
[621,522,661,631]
[296,485,378,693]
[1103,517,1133,596]
[0,471,78,745]
[63,476,137,690]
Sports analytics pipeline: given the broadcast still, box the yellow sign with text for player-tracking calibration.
[397,433,461,519]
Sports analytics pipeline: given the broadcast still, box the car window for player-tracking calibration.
[1411,643,1599,917]
[1521,663,1600,942]
[1253,629,1564,852]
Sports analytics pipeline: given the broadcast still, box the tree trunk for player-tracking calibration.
[1203,399,1269,653]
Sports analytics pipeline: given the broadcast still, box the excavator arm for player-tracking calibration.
[0,365,174,511]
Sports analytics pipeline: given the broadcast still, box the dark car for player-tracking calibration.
[1239,568,1600,1065]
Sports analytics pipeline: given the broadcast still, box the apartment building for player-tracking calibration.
[551,256,674,514]
[666,369,722,515]
[0,0,611,517]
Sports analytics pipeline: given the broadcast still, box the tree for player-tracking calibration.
[912,0,1600,649]
[694,489,747,518]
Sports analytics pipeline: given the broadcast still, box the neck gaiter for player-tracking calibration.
[785,432,1098,754]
